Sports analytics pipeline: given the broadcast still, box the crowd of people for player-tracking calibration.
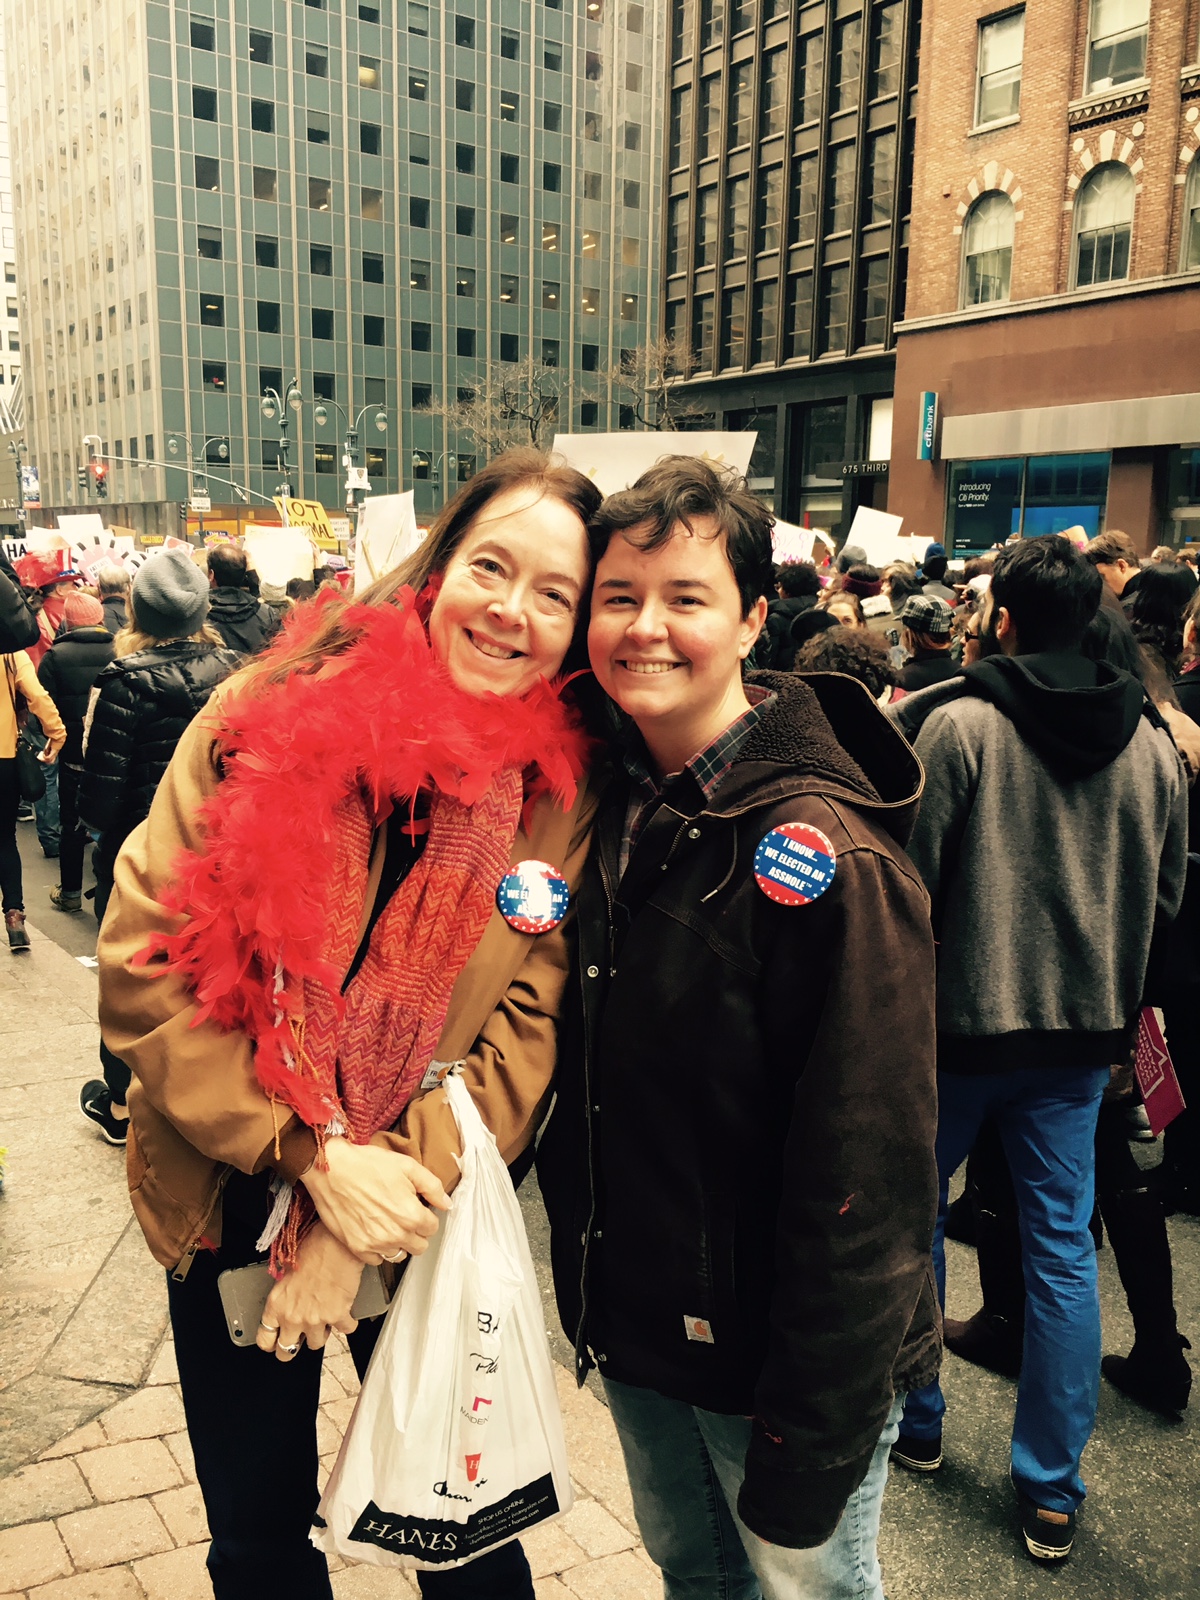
[2,461,1195,1599]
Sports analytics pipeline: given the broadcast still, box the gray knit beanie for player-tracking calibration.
[132,549,210,639]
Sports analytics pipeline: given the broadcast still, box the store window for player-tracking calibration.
[1073,163,1133,287]
[1086,0,1149,93]
[726,405,777,498]
[798,401,847,529]
[976,10,1024,125]
[961,191,1014,305]
[947,453,1109,550]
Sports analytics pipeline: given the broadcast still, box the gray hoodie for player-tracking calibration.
[891,652,1187,1071]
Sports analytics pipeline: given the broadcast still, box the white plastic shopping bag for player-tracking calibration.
[311,1071,573,1570]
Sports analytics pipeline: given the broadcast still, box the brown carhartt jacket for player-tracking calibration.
[97,689,596,1269]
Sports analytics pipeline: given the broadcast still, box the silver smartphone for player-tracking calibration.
[217,1261,393,1347]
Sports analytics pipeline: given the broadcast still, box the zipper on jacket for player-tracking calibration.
[170,1164,233,1282]
[573,844,619,1381]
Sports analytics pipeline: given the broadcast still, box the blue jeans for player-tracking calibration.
[27,725,59,847]
[604,1379,904,1600]
[903,1066,1108,1513]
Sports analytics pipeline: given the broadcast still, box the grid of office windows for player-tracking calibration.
[10,1,664,517]
[663,0,916,377]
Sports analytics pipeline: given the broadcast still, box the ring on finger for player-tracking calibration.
[383,1249,407,1263]
[280,1342,301,1355]
[259,1320,279,1333]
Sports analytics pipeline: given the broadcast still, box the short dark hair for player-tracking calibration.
[989,536,1102,653]
[776,560,821,599]
[794,624,898,699]
[207,543,249,589]
[286,577,316,602]
[592,456,775,617]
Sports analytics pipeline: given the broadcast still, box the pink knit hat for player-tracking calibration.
[63,592,104,629]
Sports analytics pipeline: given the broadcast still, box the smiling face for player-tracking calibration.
[588,518,766,775]
[428,484,591,699]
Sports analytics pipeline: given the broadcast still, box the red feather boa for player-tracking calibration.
[135,589,590,1128]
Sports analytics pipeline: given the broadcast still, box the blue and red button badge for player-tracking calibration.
[496,859,570,933]
[753,823,837,907]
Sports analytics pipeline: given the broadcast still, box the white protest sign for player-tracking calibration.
[54,513,109,542]
[551,432,757,497]
[244,525,315,588]
[771,519,816,564]
[355,491,422,593]
[846,506,906,568]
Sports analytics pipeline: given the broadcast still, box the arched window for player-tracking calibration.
[961,191,1014,306]
[1073,162,1133,288]
[1183,158,1200,273]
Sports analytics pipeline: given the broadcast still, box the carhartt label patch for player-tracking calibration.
[684,1316,715,1344]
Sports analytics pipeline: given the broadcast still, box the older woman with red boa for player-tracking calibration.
[97,450,603,1600]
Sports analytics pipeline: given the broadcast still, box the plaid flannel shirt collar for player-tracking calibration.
[619,686,777,874]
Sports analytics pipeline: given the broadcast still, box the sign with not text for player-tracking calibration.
[274,496,334,539]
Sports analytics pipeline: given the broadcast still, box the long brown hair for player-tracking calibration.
[237,448,603,694]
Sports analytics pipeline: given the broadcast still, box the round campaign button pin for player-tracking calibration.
[496,859,570,933]
[753,823,837,907]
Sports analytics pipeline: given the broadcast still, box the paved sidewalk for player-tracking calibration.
[4,914,1200,1597]
[0,1330,660,1599]
[1,921,659,1599]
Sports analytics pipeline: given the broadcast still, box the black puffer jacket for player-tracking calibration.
[0,552,38,653]
[80,640,241,856]
[37,627,116,765]
[207,587,280,657]
[102,594,129,637]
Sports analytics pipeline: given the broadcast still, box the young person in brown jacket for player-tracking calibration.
[536,458,940,1599]
[97,451,603,1600]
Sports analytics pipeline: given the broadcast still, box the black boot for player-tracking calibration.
[1099,1177,1191,1415]
[944,1308,1023,1378]
[1102,1338,1192,1417]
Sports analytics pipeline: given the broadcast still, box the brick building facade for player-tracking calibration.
[888,0,1200,552]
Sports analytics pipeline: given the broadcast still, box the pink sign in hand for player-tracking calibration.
[1134,1009,1187,1137]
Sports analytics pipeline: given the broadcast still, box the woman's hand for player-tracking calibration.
[300,1137,451,1264]
[256,1220,363,1362]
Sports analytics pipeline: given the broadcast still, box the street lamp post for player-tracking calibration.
[260,380,304,499]
[7,437,28,533]
[314,399,388,538]
[165,433,230,539]
[411,450,457,491]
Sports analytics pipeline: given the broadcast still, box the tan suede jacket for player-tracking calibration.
[97,690,596,1269]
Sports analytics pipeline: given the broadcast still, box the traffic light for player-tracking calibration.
[92,460,108,500]
[77,467,89,494]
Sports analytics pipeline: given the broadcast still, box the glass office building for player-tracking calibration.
[7,0,664,534]
[662,0,918,537]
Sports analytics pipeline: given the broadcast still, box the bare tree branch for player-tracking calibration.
[418,357,571,459]
[611,335,710,432]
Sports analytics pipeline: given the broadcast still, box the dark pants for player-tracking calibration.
[1162,996,1200,1205]
[57,763,88,895]
[27,725,58,849]
[0,756,22,911]
[169,1172,535,1600]
[93,838,132,1105]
